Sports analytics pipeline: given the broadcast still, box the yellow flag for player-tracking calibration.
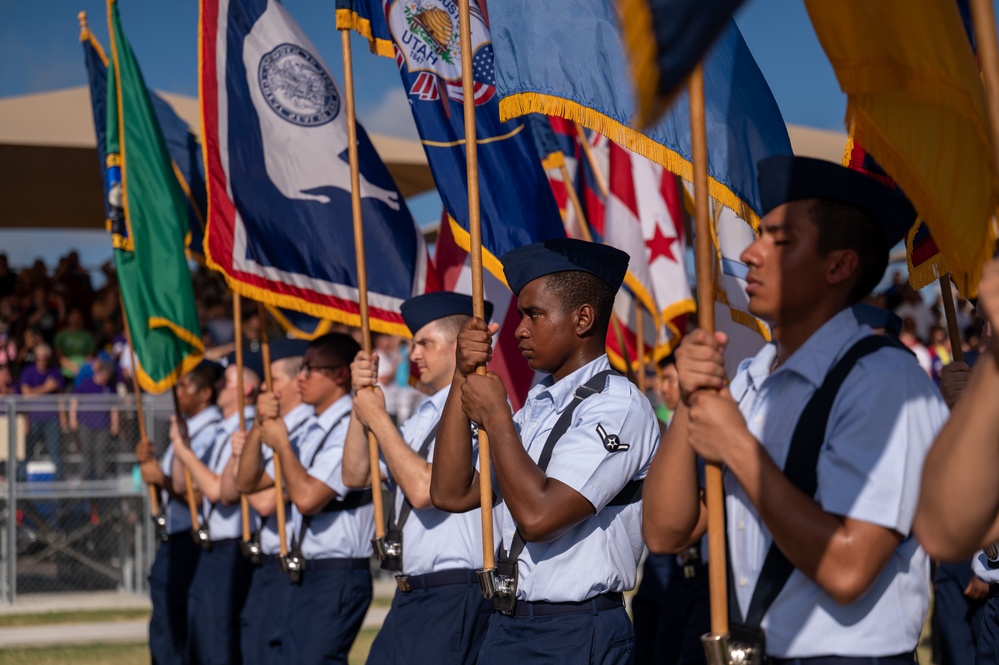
[806,0,998,296]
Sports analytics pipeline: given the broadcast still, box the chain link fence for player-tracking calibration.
[1,393,175,602]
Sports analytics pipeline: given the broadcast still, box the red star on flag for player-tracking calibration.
[645,224,678,264]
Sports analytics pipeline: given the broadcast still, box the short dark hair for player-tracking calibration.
[188,362,225,404]
[657,352,676,369]
[543,271,615,336]
[809,199,889,304]
[308,332,361,370]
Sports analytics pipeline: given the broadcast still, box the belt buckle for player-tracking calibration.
[395,574,411,593]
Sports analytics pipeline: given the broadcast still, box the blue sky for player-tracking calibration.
[0,0,964,274]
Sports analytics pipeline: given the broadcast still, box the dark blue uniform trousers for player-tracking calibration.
[933,559,984,665]
[477,604,635,665]
[977,590,999,665]
[240,557,290,665]
[148,533,201,665]
[279,563,372,665]
[632,554,708,665]
[367,574,492,665]
[186,539,253,665]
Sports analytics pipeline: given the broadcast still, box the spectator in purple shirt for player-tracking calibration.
[19,344,65,477]
[70,359,119,480]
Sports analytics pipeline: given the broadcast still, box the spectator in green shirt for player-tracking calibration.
[54,308,95,380]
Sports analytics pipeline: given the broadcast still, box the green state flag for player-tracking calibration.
[106,0,203,392]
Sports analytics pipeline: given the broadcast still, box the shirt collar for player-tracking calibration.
[768,307,868,388]
[283,402,314,429]
[528,355,612,413]
[219,405,255,433]
[418,384,450,417]
[187,405,222,432]
[313,393,352,429]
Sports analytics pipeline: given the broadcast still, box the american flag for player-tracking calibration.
[399,43,496,105]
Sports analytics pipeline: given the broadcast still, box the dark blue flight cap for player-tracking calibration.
[852,302,903,337]
[501,238,630,297]
[400,292,493,336]
[757,156,918,248]
[266,338,310,362]
[223,347,265,381]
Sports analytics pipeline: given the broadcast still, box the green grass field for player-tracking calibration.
[0,627,379,665]
[0,610,151,629]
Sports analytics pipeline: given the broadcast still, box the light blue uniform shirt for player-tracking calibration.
[497,355,659,602]
[204,406,257,541]
[260,402,314,556]
[291,394,374,560]
[726,308,947,658]
[386,385,491,576]
[160,405,222,535]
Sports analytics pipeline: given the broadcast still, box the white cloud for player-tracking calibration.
[357,87,420,141]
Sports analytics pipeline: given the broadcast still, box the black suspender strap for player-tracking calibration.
[500,369,642,564]
[294,411,369,548]
[387,422,440,532]
[735,335,902,629]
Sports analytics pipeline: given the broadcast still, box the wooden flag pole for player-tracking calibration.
[635,304,646,393]
[233,293,252,544]
[118,291,161,520]
[257,302,288,557]
[340,28,387,542]
[970,0,999,176]
[458,0,496,576]
[169,384,202,537]
[575,123,610,198]
[690,64,728,640]
[939,275,966,364]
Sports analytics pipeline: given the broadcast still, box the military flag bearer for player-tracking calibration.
[343,292,495,665]
[431,239,660,665]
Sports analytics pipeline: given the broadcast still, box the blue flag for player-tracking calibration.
[201,0,434,336]
[490,1,791,225]
[80,15,208,261]
[616,0,746,127]
[337,0,565,283]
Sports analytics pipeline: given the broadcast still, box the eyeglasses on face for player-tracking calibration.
[296,363,342,378]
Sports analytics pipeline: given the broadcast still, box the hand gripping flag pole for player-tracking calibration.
[688,65,730,658]
[339,27,387,545]
[257,302,289,557]
[458,0,497,586]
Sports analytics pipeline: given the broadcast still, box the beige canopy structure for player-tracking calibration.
[0,86,436,230]
[0,86,849,232]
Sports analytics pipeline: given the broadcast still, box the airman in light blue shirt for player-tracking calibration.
[344,292,496,665]
[645,156,942,663]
